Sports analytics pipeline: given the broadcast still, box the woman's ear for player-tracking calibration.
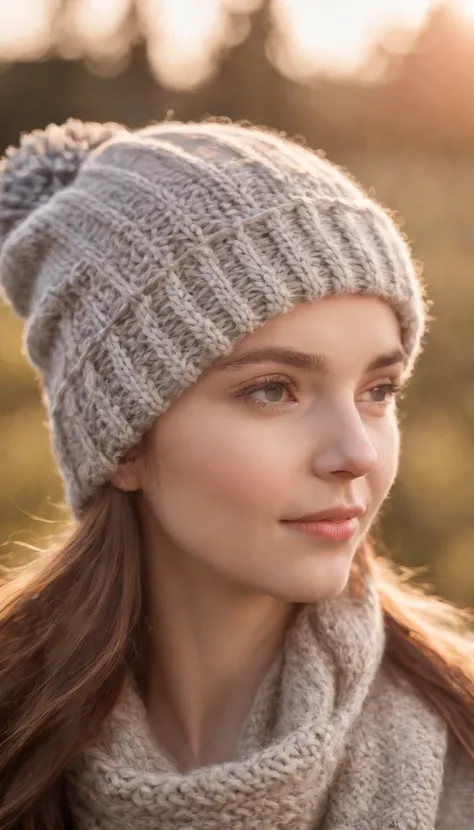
[111,442,144,493]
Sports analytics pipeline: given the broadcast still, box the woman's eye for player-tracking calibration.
[236,378,403,411]
[252,382,291,404]
[237,377,297,408]
[361,382,403,404]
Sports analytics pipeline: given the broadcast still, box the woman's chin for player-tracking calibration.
[263,558,354,604]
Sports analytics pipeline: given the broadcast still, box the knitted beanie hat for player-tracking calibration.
[0,118,427,519]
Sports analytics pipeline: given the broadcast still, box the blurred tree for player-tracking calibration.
[360,2,474,151]
[198,0,288,124]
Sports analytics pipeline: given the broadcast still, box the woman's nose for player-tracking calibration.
[309,409,378,481]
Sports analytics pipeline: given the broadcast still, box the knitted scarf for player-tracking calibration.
[67,575,450,830]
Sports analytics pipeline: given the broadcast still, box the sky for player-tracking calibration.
[0,0,473,87]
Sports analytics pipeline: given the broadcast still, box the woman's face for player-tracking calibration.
[120,294,407,602]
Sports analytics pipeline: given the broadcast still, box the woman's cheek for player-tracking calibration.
[369,416,400,506]
[153,406,297,534]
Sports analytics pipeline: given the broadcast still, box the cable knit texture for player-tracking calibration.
[0,118,427,519]
[65,574,472,830]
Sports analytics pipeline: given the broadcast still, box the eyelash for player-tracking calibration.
[236,375,404,410]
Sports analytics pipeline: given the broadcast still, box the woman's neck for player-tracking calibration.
[141,539,293,772]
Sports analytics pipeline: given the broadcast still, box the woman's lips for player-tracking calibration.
[282,517,359,541]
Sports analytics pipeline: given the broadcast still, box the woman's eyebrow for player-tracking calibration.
[215,346,408,373]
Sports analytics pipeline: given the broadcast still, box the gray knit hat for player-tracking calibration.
[0,118,427,519]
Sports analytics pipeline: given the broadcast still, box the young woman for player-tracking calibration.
[0,118,472,830]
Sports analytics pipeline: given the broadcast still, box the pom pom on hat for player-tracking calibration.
[0,118,126,317]
[0,118,125,246]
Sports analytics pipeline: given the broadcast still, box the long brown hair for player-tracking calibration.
[1,483,474,830]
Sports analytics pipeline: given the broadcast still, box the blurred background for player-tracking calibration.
[1,0,473,604]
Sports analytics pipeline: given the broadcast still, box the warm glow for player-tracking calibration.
[74,0,130,43]
[457,0,474,15]
[143,0,226,88]
[274,0,433,78]
[0,0,53,59]
[0,0,474,81]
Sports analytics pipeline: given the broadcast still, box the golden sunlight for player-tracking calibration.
[457,0,474,15]
[0,0,53,58]
[274,0,433,77]
[74,0,130,42]
[144,0,226,88]
[0,0,474,79]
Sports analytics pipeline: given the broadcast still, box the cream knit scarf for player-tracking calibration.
[67,576,449,830]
